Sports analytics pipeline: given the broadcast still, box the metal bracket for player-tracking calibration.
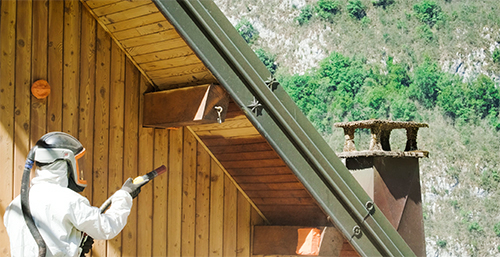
[362,201,375,221]
[265,75,279,91]
[352,225,362,237]
[365,201,374,213]
[247,96,263,116]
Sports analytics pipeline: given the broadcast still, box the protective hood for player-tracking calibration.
[31,160,69,188]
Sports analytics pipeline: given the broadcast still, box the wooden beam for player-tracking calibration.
[252,226,344,257]
[143,84,229,128]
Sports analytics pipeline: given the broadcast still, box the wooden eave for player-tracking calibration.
[81,0,217,90]
[82,0,415,256]
[81,0,327,227]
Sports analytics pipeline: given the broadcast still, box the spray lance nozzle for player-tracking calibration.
[98,165,167,213]
[132,165,167,184]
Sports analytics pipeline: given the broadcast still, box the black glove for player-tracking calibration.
[121,178,146,198]
[80,236,94,256]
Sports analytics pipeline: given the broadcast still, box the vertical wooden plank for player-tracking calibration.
[195,142,211,257]
[168,128,183,257]
[224,176,238,257]
[210,159,224,256]
[152,128,169,257]
[182,127,197,257]
[47,0,64,132]
[122,58,140,256]
[31,0,48,143]
[137,76,154,257]
[62,0,80,135]
[106,40,125,257]
[13,0,32,196]
[0,1,17,255]
[79,5,96,203]
[236,191,251,257]
[92,24,111,257]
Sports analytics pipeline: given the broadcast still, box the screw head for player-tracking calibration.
[352,225,362,236]
[365,201,374,211]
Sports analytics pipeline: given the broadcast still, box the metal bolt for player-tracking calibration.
[365,201,374,212]
[352,225,361,236]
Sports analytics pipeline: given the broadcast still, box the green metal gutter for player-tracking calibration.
[153,0,416,256]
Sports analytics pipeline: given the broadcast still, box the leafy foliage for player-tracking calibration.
[467,221,483,233]
[235,18,259,45]
[295,1,341,25]
[254,48,278,75]
[372,0,395,9]
[493,48,500,64]
[296,4,314,25]
[413,0,444,28]
[437,239,447,248]
[280,51,500,133]
[409,59,440,108]
[494,222,500,237]
[347,0,366,20]
[316,0,341,21]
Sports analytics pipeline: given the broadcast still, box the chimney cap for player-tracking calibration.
[334,119,428,129]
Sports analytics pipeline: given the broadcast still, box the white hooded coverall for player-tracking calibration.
[4,161,133,257]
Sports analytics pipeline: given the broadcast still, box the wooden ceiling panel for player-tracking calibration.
[107,12,165,32]
[238,182,305,191]
[82,0,216,89]
[147,62,209,78]
[252,197,317,206]
[120,30,180,48]
[245,190,312,198]
[232,174,299,184]
[126,39,186,57]
[112,21,174,40]
[190,100,328,225]
[227,167,291,176]
[98,3,159,24]
[153,71,217,88]
[215,150,279,162]
[85,0,122,9]
[133,47,196,66]
[91,1,152,17]
[210,143,272,154]
[139,54,205,70]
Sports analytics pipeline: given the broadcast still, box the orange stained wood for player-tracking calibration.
[81,0,217,89]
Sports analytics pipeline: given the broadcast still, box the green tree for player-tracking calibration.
[493,48,500,64]
[316,0,341,21]
[347,0,366,20]
[470,74,500,119]
[296,4,314,25]
[409,59,441,108]
[494,222,500,237]
[413,0,444,28]
[372,0,395,9]
[254,48,278,75]
[235,18,259,45]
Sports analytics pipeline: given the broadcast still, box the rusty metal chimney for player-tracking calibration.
[334,120,428,257]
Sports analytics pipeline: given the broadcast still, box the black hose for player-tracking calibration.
[20,146,47,257]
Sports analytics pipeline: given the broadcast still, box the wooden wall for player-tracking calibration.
[0,0,264,256]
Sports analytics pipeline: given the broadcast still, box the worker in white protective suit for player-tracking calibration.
[4,132,145,257]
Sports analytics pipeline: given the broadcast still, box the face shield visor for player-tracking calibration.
[73,148,87,187]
